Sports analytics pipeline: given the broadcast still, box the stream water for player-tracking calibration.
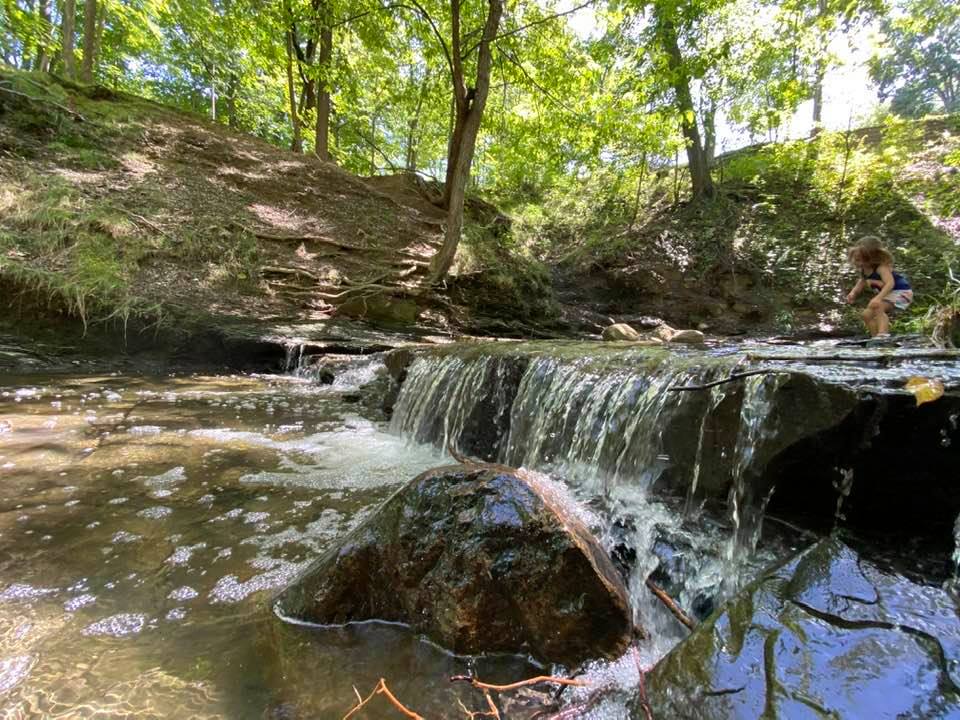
[1,341,957,718]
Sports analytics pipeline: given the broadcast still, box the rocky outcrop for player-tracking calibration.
[645,538,960,719]
[275,463,634,666]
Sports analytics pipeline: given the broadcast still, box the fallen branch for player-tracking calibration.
[117,209,176,241]
[668,369,783,392]
[262,265,323,281]
[633,644,654,720]
[0,82,86,121]
[343,678,424,720]
[450,675,589,693]
[645,578,695,630]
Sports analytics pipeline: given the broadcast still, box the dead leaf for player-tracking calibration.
[905,376,945,407]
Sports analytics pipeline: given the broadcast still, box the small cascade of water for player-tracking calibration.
[946,513,960,594]
[684,384,730,517]
[832,467,855,528]
[389,354,518,459]
[720,373,781,596]
[283,343,306,374]
[501,357,700,493]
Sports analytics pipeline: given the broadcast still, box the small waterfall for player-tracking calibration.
[720,374,781,595]
[501,357,700,492]
[283,343,306,373]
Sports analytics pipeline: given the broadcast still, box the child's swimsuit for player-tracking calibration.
[862,265,913,310]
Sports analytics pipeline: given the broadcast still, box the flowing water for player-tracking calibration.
[2,340,957,718]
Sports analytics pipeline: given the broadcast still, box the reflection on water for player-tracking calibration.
[0,372,501,719]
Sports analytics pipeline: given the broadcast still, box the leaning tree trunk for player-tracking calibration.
[61,0,76,79]
[657,13,713,200]
[80,0,96,82]
[810,0,827,133]
[429,0,504,283]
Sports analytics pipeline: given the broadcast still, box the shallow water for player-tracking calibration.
[0,361,798,719]
[0,371,558,718]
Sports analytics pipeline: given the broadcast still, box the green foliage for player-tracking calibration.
[869,0,960,118]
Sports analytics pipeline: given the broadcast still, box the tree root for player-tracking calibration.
[646,578,695,630]
[343,678,424,720]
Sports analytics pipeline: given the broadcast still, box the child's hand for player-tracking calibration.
[845,291,857,304]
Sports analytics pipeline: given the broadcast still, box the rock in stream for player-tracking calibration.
[645,537,960,719]
[275,463,634,666]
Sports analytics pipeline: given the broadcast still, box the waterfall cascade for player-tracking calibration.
[388,341,960,628]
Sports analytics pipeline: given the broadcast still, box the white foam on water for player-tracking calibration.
[0,655,35,693]
[82,613,148,637]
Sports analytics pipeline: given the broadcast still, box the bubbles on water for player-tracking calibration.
[137,506,173,520]
[167,586,198,602]
[64,594,97,612]
[167,543,207,566]
[208,558,308,604]
[165,607,187,622]
[82,613,148,637]
[0,655,35,693]
[128,425,164,435]
[111,531,141,544]
[0,583,57,602]
[108,497,129,505]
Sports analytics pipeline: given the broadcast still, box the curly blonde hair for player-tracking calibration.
[847,235,894,268]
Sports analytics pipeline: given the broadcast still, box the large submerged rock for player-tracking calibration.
[646,538,960,718]
[275,463,634,666]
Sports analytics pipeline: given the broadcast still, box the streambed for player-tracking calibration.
[1,339,957,718]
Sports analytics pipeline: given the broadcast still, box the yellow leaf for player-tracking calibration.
[905,376,945,407]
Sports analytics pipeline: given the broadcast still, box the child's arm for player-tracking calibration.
[846,279,866,304]
[867,266,895,307]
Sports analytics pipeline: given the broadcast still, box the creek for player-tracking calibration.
[1,340,958,718]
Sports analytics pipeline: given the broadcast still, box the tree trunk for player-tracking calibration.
[61,0,76,79]
[226,72,239,128]
[703,96,717,166]
[430,0,505,282]
[657,12,713,200]
[210,63,217,121]
[314,24,332,161]
[406,71,429,173]
[285,30,303,152]
[810,0,827,133]
[35,0,51,71]
[80,0,96,82]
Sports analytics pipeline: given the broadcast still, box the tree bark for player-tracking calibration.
[315,24,332,161]
[35,0,51,71]
[811,0,827,133]
[656,11,713,200]
[61,0,76,79]
[226,72,239,128]
[702,96,717,166]
[80,0,96,82]
[430,0,504,282]
[285,29,303,152]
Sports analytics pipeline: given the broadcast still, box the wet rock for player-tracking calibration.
[667,329,705,345]
[652,323,677,342]
[645,538,960,719]
[275,463,634,666]
[602,323,642,342]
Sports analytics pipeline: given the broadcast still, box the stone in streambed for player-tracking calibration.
[274,463,634,666]
[653,322,705,344]
[602,323,642,341]
[645,538,960,718]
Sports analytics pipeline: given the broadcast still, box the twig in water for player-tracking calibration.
[632,643,654,720]
[342,678,424,720]
[668,369,783,392]
[645,578,695,630]
[450,675,589,692]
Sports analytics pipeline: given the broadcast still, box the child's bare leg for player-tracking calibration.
[876,302,893,335]
[862,307,879,336]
